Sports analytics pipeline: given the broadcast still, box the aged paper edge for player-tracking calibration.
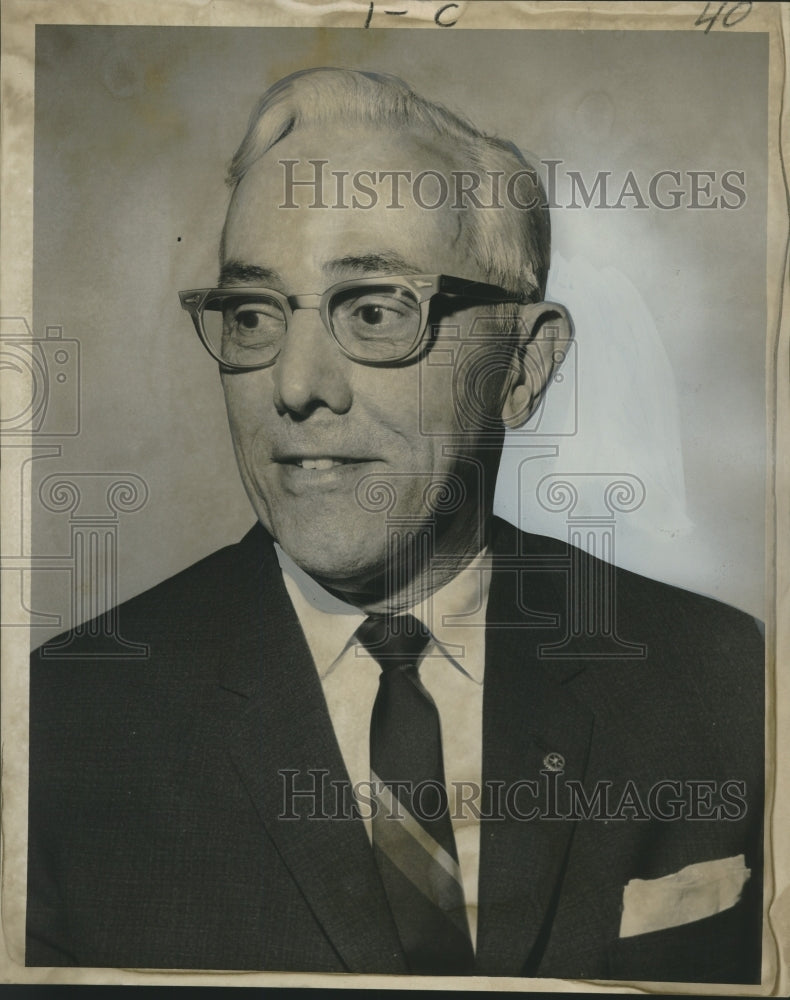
[1,0,787,993]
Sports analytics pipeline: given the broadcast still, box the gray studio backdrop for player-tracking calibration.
[29,25,767,642]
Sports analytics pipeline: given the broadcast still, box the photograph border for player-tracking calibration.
[1,1,787,993]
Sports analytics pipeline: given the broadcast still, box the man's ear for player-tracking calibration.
[501,302,574,429]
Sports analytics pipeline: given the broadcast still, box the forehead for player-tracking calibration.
[222,124,474,283]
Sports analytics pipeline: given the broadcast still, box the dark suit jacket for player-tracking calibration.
[26,518,764,983]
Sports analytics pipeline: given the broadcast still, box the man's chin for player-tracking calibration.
[267,519,388,590]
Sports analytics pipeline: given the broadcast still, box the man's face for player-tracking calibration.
[220,125,513,596]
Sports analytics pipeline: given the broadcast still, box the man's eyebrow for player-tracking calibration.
[218,252,420,289]
[218,261,283,287]
[323,252,421,277]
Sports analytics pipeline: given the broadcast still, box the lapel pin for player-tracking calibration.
[543,752,565,772]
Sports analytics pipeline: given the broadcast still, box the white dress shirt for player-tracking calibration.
[275,543,492,947]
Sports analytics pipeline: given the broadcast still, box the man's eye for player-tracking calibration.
[231,303,279,321]
[338,292,416,333]
[225,303,283,335]
[354,303,400,326]
[235,309,261,329]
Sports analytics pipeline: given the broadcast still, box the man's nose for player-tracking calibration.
[271,307,353,417]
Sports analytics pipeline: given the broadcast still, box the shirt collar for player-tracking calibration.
[275,543,491,684]
[275,543,365,675]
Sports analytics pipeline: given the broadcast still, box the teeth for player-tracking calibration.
[299,458,343,470]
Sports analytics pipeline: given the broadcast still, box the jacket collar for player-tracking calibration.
[475,519,594,974]
[213,522,408,973]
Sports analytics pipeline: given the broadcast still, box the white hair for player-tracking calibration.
[225,67,550,298]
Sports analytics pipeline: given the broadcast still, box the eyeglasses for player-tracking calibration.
[178,274,531,370]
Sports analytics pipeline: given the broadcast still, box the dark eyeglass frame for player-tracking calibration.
[178,273,533,371]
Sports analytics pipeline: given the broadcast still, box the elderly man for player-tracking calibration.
[27,68,763,983]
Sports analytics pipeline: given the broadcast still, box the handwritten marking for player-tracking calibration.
[435,3,460,26]
[695,1,752,33]
[363,2,460,28]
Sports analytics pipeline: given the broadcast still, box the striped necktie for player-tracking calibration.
[356,613,475,975]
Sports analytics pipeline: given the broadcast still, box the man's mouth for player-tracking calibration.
[272,448,376,472]
[294,457,353,470]
[275,454,377,472]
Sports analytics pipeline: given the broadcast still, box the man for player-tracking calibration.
[27,68,764,983]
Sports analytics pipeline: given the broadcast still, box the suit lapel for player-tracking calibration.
[213,525,407,974]
[475,522,594,976]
